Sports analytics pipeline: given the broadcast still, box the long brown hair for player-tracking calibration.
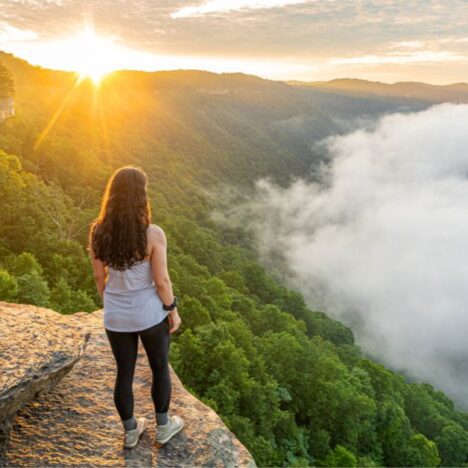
[88,165,152,270]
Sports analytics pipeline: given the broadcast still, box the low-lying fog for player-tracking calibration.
[216,103,468,408]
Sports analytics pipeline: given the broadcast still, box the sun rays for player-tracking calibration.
[33,26,120,150]
[70,27,119,85]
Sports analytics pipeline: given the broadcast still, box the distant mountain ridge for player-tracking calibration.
[288,77,468,103]
[4,49,467,104]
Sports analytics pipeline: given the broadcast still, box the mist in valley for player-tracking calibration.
[215,103,468,408]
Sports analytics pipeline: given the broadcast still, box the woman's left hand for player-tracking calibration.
[168,309,181,334]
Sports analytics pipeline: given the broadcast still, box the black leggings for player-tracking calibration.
[105,315,171,422]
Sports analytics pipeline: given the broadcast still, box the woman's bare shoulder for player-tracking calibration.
[148,223,166,243]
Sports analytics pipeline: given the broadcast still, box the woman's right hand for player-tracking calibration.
[167,308,181,334]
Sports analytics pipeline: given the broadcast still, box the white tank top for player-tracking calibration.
[103,258,168,332]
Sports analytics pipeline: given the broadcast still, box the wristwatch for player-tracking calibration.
[162,296,178,311]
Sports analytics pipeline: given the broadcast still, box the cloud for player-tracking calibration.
[219,103,468,407]
[0,22,38,42]
[2,0,468,82]
[330,51,465,65]
[170,0,309,18]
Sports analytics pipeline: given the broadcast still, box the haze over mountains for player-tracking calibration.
[0,51,439,186]
[290,78,468,104]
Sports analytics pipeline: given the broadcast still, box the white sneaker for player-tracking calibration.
[123,416,148,449]
[155,415,185,444]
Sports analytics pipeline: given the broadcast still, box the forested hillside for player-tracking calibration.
[1,51,468,467]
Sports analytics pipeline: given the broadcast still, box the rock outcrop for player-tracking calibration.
[0,303,255,467]
[0,97,14,122]
[0,302,90,450]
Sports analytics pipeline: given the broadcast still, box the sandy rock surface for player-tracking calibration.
[0,306,256,467]
[0,302,89,449]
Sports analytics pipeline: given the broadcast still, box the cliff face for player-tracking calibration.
[0,97,14,122]
[0,302,255,467]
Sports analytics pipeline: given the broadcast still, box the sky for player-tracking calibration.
[1,0,468,83]
[214,102,468,408]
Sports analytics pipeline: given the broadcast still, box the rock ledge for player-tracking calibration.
[0,305,256,467]
[0,302,89,449]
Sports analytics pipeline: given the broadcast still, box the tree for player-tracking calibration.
[1,252,50,306]
[16,271,50,307]
[0,269,18,301]
[435,424,468,466]
[49,278,95,314]
[407,433,440,467]
[2,252,43,277]
[321,445,357,467]
[177,296,211,330]
[218,270,249,294]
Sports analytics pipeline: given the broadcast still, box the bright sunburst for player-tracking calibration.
[32,26,122,149]
[70,27,118,84]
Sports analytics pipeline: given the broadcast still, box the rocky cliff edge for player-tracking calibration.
[0,302,256,467]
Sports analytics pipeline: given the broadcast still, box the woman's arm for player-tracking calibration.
[88,245,108,302]
[149,224,181,333]
[150,225,175,305]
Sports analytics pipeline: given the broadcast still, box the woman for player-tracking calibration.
[87,165,184,449]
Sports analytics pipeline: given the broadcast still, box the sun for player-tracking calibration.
[70,27,119,84]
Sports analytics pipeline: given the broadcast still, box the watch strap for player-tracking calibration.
[163,296,177,311]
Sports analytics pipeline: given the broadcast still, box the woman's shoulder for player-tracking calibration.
[147,225,167,259]
[147,223,166,242]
